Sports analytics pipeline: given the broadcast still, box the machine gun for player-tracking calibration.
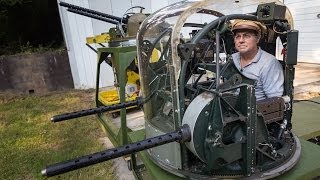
[42,122,191,177]
[44,1,301,179]
[59,1,147,118]
[59,1,147,39]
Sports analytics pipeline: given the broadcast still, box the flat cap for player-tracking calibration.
[231,20,266,34]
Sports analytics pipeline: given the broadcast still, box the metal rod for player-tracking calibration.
[51,100,139,122]
[215,30,220,88]
[41,124,191,177]
[67,9,119,24]
[59,1,123,22]
[86,43,97,53]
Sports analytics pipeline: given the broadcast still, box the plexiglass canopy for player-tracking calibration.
[137,0,293,130]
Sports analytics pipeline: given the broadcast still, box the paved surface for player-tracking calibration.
[294,63,320,97]
[100,137,135,180]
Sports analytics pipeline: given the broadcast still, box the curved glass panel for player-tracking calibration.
[137,0,293,132]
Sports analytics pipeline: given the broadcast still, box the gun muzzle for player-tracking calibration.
[41,124,191,177]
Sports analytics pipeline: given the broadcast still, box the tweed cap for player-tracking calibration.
[231,20,266,34]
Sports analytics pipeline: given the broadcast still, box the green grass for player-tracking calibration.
[0,90,117,180]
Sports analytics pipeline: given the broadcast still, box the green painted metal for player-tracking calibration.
[274,140,320,179]
[145,120,182,169]
[96,45,137,146]
[243,86,257,176]
[129,129,320,180]
[126,97,320,180]
[292,97,320,140]
[129,130,183,180]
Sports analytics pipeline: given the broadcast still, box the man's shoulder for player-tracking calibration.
[259,50,283,72]
[232,52,240,59]
[260,49,277,61]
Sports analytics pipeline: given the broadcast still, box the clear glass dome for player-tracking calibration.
[137,0,294,131]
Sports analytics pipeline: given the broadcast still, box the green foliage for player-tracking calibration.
[0,0,64,55]
[0,0,23,6]
[0,90,117,179]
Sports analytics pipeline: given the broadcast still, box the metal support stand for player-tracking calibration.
[96,45,137,146]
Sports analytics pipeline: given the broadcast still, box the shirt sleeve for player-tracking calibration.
[261,59,284,98]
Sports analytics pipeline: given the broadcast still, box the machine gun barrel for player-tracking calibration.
[42,124,191,177]
[67,9,119,24]
[59,1,126,23]
[51,99,141,122]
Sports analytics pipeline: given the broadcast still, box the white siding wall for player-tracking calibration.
[58,0,320,89]
[285,0,320,63]
[58,0,97,89]
[58,0,177,89]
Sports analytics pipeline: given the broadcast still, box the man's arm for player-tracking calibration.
[261,59,284,98]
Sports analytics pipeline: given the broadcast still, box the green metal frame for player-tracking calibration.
[95,45,137,146]
[128,129,320,180]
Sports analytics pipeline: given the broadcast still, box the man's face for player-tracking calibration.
[234,30,259,54]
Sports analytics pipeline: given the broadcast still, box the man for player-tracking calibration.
[231,20,284,101]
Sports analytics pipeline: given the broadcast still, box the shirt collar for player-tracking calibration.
[251,47,262,63]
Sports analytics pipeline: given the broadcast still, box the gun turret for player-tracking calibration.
[42,124,191,177]
[46,2,302,179]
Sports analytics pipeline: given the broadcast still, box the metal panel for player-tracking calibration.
[151,1,169,12]
[286,1,320,9]
[285,1,320,63]
[88,0,115,88]
[110,0,132,17]
[57,0,97,89]
[57,0,80,88]
[132,0,151,12]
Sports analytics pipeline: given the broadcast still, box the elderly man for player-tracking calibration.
[231,20,284,101]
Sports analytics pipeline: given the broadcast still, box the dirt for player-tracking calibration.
[294,92,320,100]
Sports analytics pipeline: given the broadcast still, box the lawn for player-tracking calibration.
[0,90,117,180]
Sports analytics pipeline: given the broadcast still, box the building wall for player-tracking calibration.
[58,0,320,89]
[285,0,320,63]
[58,0,182,89]
[57,0,97,89]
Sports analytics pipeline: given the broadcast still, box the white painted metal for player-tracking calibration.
[57,0,97,89]
[285,0,320,63]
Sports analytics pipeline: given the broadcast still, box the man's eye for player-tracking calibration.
[244,34,251,38]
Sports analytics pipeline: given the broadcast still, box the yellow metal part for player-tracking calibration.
[127,70,140,85]
[98,70,140,113]
[150,49,159,63]
[98,89,138,106]
[86,33,111,44]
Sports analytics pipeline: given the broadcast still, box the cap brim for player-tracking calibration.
[232,24,260,33]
